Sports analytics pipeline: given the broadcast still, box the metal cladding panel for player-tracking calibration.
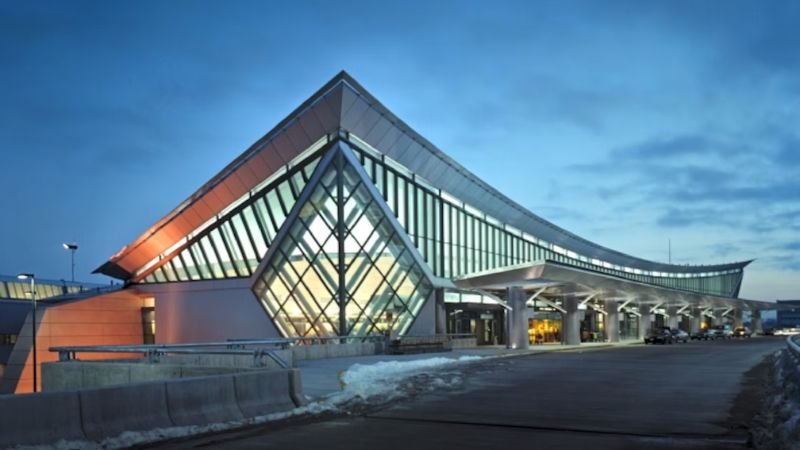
[384,132,414,161]
[284,120,312,155]
[350,105,382,139]
[262,142,288,171]
[119,250,146,273]
[236,160,262,189]
[375,123,403,152]
[298,109,326,141]
[444,175,469,201]
[415,152,446,183]
[271,134,295,166]
[341,96,370,132]
[313,90,342,132]
[401,142,428,173]
[225,172,250,201]
[192,197,218,222]
[364,115,392,145]
[433,167,459,194]
[253,150,278,178]
[170,215,193,240]
[209,182,237,210]
[181,206,204,231]
[158,219,185,244]
[339,85,360,121]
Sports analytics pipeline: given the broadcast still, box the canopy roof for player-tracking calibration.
[454,261,778,311]
[96,71,752,280]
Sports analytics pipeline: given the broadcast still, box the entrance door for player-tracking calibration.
[483,318,497,345]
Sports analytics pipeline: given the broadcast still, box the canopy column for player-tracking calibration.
[605,300,619,343]
[562,295,581,345]
[751,310,763,334]
[507,286,529,350]
[638,301,652,340]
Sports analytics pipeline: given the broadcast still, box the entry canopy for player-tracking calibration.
[454,260,785,312]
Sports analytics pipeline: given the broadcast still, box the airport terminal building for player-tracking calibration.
[1,72,773,393]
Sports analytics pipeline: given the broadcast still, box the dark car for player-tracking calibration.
[733,327,752,338]
[691,329,717,340]
[644,328,674,344]
[670,328,689,343]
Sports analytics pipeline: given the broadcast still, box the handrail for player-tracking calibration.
[788,335,800,355]
[49,335,388,368]
[400,333,476,340]
[49,340,297,368]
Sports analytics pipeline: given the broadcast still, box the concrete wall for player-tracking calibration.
[0,368,302,448]
[291,341,383,360]
[0,290,148,394]
[138,279,280,343]
[405,290,436,337]
[42,361,250,392]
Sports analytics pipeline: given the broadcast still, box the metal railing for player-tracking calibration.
[49,335,388,369]
[227,334,387,347]
[787,335,800,366]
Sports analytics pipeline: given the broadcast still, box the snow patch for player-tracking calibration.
[751,348,800,450]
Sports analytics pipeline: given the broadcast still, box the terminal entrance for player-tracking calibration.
[446,304,505,345]
[528,314,562,344]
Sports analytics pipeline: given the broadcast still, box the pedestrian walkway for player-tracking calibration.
[297,340,641,399]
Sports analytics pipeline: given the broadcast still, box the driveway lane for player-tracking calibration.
[152,338,784,450]
[374,339,780,437]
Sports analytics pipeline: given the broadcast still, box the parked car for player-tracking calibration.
[670,328,689,343]
[774,328,800,336]
[644,328,674,345]
[733,326,752,338]
[711,325,734,339]
[691,329,717,340]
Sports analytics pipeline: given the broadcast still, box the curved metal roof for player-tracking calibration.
[96,71,752,279]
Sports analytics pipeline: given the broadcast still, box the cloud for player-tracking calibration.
[778,241,800,252]
[655,207,734,228]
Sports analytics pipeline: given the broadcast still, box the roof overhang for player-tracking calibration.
[454,260,780,311]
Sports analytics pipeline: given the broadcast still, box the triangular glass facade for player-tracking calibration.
[252,143,433,337]
[139,154,321,283]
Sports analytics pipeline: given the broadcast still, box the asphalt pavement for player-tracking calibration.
[148,337,785,450]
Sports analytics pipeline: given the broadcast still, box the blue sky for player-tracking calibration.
[0,0,798,300]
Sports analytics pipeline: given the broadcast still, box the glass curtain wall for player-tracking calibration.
[140,155,322,284]
[252,145,433,338]
[348,136,741,298]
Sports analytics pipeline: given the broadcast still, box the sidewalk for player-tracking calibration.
[297,340,641,399]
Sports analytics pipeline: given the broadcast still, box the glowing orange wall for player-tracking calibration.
[0,289,149,394]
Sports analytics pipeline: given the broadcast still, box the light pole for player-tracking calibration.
[17,273,37,393]
[63,242,78,282]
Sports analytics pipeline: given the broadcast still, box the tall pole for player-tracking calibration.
[668,239,671,264]
[31,276,37,393]
[63,243,78,283]
[71,248,75,283]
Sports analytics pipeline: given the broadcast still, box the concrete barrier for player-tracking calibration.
[233,370,295,417]
[166,374,244,426]
[0,368,305,447]
[0,390,85,447]
[450,337,478,349]
[79,382,173,440]
[288,368,307,407]
[291,342,382,361]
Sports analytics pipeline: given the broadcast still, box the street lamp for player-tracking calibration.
[17,273,37,393]
[63,242,78,282]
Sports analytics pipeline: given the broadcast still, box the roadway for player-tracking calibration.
[148,337,784,450]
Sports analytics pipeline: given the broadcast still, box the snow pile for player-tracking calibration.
[751,349,800,450]
[327,355,481,407]
[10,355,481,450]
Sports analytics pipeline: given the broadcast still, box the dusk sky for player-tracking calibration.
[1,0,798,300]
